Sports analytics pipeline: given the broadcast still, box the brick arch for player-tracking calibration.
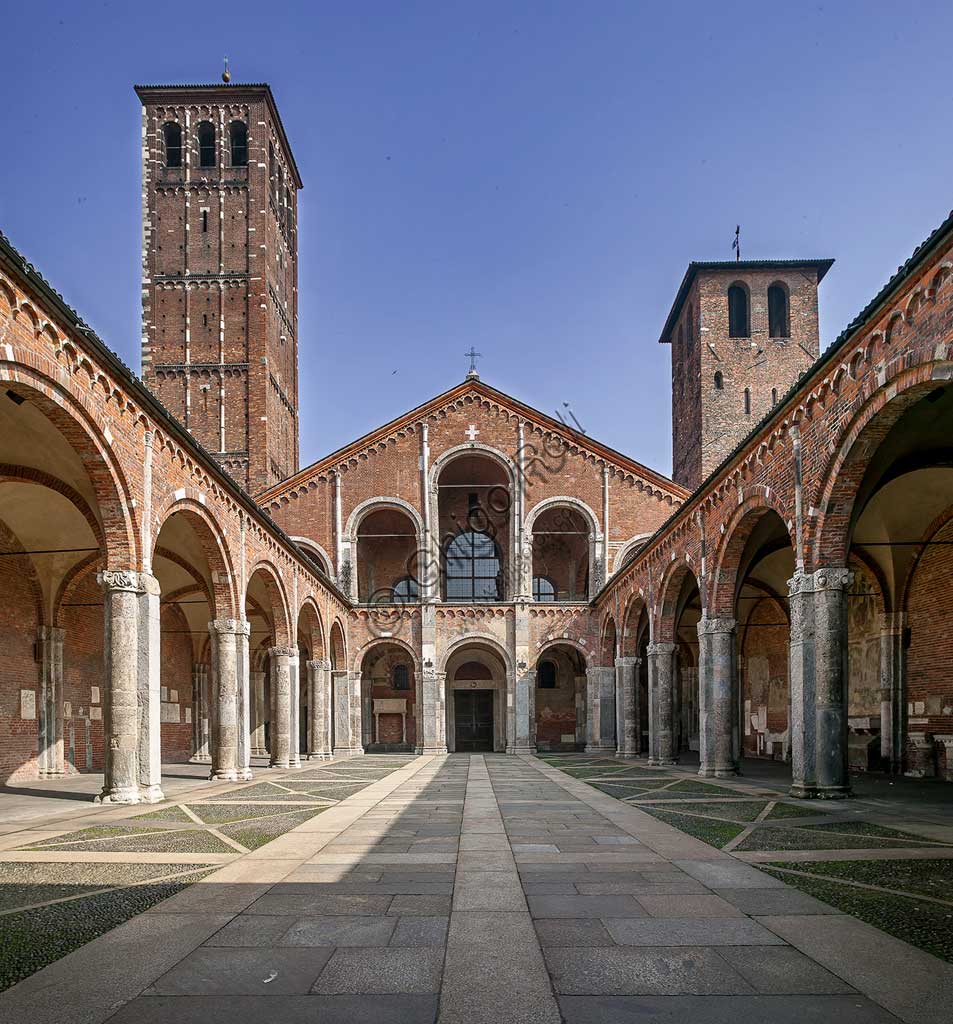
[848,546,890,617]
[655,558,701,643]
[0,514,44,625]
[246,560,292,647]
[600,615,618,665]
[0,466,106,555]
[53,553,101,628]
[899,505,953,615]
[0,365,137,567]
[811,362,953,567]
[534,636,589,667]
[621,592,648,656]
[153,496,237,619]
[354,635,420,675]
[328,618,347,670]
[440,633,513,674]
[709,494,794,618]
[296,596,325,659]
[154,545,213,607]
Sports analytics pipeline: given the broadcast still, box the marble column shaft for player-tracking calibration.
[289,653,301,768]
[647,641,677,765]
[879,612,907,772]
[510,668,536,754]
[210,619,249,781]
[788,567,853,798]
[268,645,295,768]
[37,625,65,776]
[615,656,640,757]
[585,666,616,753]
[418,668,447,754]
[190,663,211,763]
[697,618,739,777]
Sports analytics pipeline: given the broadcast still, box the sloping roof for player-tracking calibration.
[134,82,303,188]
[258,377,688,502]
[658,258,834,345]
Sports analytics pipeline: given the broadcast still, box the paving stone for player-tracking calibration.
[672,859,785,889]
[390,916,449,946]
[388,894,451,916]
[557,994,902,1023]
[604,917,786,946]
[204,915,297,947]
[448,910,540,946]
[716,946,855,994]
[280,915,397,946]
[592,835,641,845]
[311,947,444,993]
[246,893,392,916]
[534,918,616,946]
[635,894,745,918]
[147,947,332,995]
[544,946,755,995]
[713,887,844,916]
[527,894,647,919]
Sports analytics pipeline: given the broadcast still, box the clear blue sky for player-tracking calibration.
[3,2,952,477]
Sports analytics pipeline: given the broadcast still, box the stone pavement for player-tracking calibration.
[2,753,952,1024]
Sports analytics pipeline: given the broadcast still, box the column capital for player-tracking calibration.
[307,658,331,671]
[209,618,251,637]
[38,625,65,642]
[99,569,149,593]
[267,644,296,658]
[647,641,676,656]
[615,656,639,667]
[697,617,737,637]
[787,566,853,596]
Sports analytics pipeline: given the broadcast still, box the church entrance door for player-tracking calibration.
[454,689,494,751]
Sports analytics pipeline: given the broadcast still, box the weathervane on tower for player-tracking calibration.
[465,347,482,380]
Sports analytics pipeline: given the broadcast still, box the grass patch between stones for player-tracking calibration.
[639,807,745,848]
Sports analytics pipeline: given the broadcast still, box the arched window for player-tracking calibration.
[714,371,724,390]
[162,123,182,167]
[229,121,248,167]
[445,530,502,601]
[533,576,556,602]
[197,122,216,168]
[537,660,557,688]
[393,576,419,603]
[768,283,789,338]
[744,387,751,415]
[728,284,749,338]
[392,664,410,690]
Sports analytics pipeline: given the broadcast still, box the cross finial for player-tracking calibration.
[465,347,482,379]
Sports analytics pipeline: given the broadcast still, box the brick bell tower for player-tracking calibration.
[660,258,833,490]
[136,80,302,493]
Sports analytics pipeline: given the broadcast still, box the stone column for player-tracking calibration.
[788,567,852,798]
[249,670,266,756]
[574,673,587,747]
[310,659,333,758]
[510,665,536,754]
[697,617,739,777]
[268,645,294,768]
[137,572,163,802]
[349,670,364,755]
[615,656,639,757]
[585,666,616,753]
[97,570,145,804]
[418,667,447,754]
[879,612,907,774]
[208,619,248,781]
[37,626,65,776]
[289,652,301,768]
[331,669,363,757]
[647,641,677,765]
[190,663,211,763]
[236,624,252,780]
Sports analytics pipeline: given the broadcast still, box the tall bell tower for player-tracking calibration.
[135,80,302,493]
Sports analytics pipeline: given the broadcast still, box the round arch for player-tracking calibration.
[524,495,600,537]
[353,634,421,675]
[440,632,514,674]
[613,534,652,575]
[246,560,292,646]
[344,496,424,541]
[655,558,701,643]
[428,442,518,492]
[291,536,334,577]
[296,596,325,658]
[534,635,589,666]
[328,618,347,670]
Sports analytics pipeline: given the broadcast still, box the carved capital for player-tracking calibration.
[99,569,141,593]
[267,644,296,659]
[647,641,676,656]
[697,617,737,637]
[812,566,853,592]
[209,618,250,637]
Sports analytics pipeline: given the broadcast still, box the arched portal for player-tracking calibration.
[444,641,508,752]
[534,643,587,751]
[355,506,420,603]
[359,641,417,752]
[530,505,592,601]
[246,564,291,768]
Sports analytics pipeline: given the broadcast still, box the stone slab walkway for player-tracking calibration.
[2,753,951,1024]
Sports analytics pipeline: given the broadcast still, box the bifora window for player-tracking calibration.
[533,576,556,602]
[445,530,502,600]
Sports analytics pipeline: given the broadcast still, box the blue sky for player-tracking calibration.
[3,1,952,477]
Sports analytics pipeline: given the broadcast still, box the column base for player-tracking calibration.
[189,754,212,764]
[507,745,537,755]
[698,764,739,778]
[138,784,165,803]
[237,767,254,781]
[788,783,819,799]
[418,745,448,755]
[210,768,241,782]
[648,757,679,766]
[307,751,333,761]
[332,746,364,759]
[289,756,301,768]
[269,758,291,769]
[616,749,641,759]
[585,744,616,755]
[816,784,852,799]
[95,785,141,804]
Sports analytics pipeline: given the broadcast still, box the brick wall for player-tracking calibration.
[0,546,40,781]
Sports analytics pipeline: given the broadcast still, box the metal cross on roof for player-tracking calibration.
[465,347,482,379]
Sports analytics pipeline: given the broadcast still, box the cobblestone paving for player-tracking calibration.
[0,755,414,992]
